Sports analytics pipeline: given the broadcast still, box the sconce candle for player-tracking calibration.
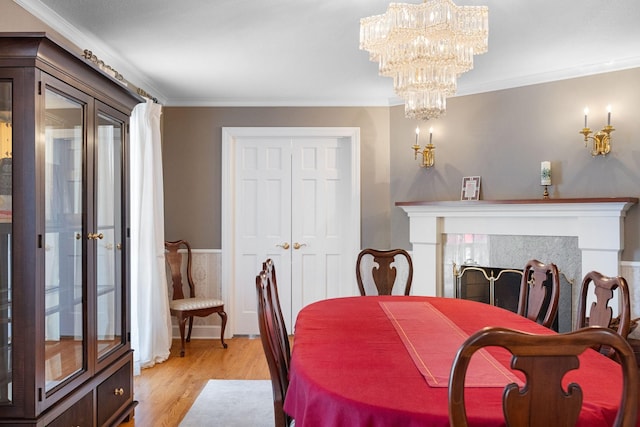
[415,127,420,145]
[607,105,611,126]
[584,107,589,128]
[541,161,551,186]
[429,127,433,144]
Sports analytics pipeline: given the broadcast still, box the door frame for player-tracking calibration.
[221,127,361,336]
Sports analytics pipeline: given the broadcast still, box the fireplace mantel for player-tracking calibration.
[397,197,638,296]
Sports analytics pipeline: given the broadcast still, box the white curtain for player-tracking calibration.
[130,99,172,374]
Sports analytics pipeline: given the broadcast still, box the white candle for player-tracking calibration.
[607,105,611,126]
[415,126,420,145]
[541,161,551,186]
[429,127,433,144]
[584,106,589,128]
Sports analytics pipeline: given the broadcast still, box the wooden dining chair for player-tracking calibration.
[575,271,631,358]
[256,268,293,427]
[165,240,227,357]
[263,258,291,370]
[517,259,559,328]
[356,248,413,296]
[449,326,639,427]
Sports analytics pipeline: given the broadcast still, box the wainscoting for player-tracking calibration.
[622,261,640,339]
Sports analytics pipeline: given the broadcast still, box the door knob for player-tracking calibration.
[293,242,307,250]
[276,242,290,250]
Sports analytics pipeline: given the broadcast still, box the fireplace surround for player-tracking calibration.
[397,198,637,314]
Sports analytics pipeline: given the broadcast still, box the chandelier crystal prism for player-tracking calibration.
[360,0,488,120]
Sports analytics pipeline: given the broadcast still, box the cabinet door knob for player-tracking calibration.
[293,242,307,250]
[114,387,124,396]
[276,242,290,250]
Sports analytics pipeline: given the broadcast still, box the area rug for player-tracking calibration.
[179,380,274,427]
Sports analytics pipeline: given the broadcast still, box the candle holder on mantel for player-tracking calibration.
[541,161,551,199]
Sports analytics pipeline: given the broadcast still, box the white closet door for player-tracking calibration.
[290,137,353,319]
[231,132,358,335]
[234,137,292,335]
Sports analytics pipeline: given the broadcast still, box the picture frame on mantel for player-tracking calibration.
[461,176,481,200]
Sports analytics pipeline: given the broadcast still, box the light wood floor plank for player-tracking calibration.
[121,337,269,427]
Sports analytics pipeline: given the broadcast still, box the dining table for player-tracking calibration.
[283,295,635,427]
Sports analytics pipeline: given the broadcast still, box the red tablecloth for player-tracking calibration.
[283,296,634,427]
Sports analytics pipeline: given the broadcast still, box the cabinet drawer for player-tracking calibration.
[97,361,132,426]
[47,392,93,427]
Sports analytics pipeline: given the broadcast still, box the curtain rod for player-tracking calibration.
[82,49,159,104]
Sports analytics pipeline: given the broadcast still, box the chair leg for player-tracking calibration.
[186,316,194,342]
[177,314,188,357]
[218,310,228,349]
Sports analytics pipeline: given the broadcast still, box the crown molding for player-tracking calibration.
[14,0,167,104]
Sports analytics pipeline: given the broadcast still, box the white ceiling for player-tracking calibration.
[15,0,640,107]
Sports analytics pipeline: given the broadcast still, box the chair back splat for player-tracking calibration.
[256,264,292,427]
[165,240,227,356]
[576,271,631,358]
[449,326,639,427]
[356,248,413,296]
[517,259,559,328]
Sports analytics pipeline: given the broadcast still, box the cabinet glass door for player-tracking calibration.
[44,88,85,392]
[0,81,12,403]
[95,111,124,359]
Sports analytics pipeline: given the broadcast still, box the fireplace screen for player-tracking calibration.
[453,264,567,332]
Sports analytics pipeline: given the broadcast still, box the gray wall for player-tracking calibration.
[6,0,639,260]
[390,68,640,260]
[162,107,392,249]
[163,67,640,261]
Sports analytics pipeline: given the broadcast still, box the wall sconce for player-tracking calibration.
[412,127,435,168]
[580,105,614,156]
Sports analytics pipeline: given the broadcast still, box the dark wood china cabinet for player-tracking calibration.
[0,33,140,425]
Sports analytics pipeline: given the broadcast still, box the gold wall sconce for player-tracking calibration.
[580,105,614,156]
[412,126,435,168]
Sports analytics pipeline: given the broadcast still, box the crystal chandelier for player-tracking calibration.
[360,0,488,120]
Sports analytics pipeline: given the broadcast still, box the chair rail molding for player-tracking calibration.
[397,198,638,297]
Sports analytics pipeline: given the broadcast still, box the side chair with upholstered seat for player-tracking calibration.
[449,326,639,427]
[517,259,560,328]
[165,239,227,357]
[356,248,413,296]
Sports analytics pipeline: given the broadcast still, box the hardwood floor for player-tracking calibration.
[121,337,270,427]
